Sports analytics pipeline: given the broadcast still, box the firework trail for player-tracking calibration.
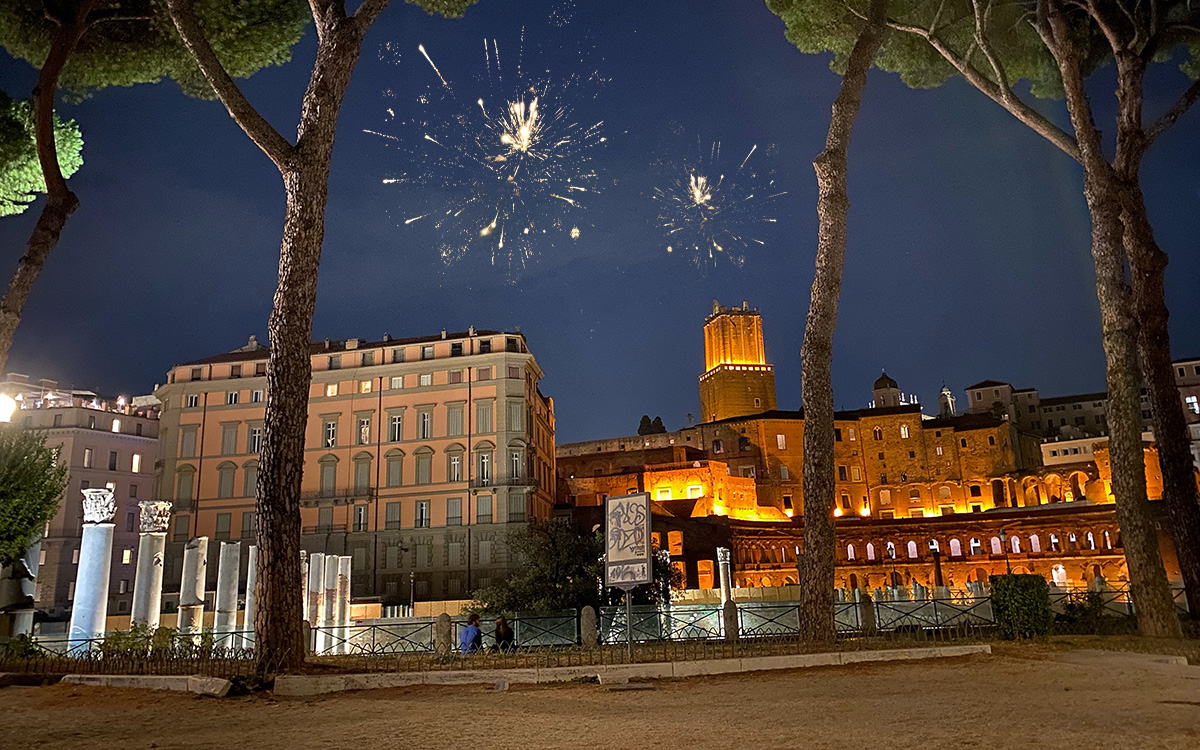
[651,136,785,269]
[367,30,606,277]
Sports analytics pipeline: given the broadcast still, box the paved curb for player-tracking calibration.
[274,644,991,697]
[60,674,232,697]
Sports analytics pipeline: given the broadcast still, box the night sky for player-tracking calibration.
[0,0,1197,444]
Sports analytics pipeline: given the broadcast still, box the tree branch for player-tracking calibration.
[166,0,296,171]
[352,0,395,30]
[885,16,1082,162]
[971,0,1011,93]
[1143,76,1200,150]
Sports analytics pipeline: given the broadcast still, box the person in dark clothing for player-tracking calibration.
[494,615,515,652]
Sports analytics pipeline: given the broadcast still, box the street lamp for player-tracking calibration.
[999,528,1012,574]
[0,393,17,423]
[409,571,416,617]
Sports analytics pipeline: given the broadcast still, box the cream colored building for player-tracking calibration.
[153,329,555,607]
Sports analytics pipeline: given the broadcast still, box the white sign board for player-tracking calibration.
[604,492,652,588]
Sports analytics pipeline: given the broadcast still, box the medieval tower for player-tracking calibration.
[698,301,777,422]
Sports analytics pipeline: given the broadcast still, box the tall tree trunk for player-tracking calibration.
[1121,187,1200,619]
[253,21,366,673]
[0,3,94,372]
[1107,47,1200,621]
[1040,2,1180,637]
[797,0,887,642]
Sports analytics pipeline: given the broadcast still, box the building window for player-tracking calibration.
[900,425,909,439]
[476,401,493,433]
[422,345,434,360]
[477,451,493,484]
[243,462,258,497]
[215,513,231,540]
[173,515,190,542]
[354,456,371,491]
[418,409,432,439]
[131,453,142,473]
[106,450,118,471]
[391,348,405,364]
[960,438,968,448]
[242,512,257,538]
[988,435,996,446]
[83,447,94,468]
[112,418,122,433]
[414,451,432,484]
[872,427,882,440]
[415,500,430,528]
[447,497,462,526]
[508,494,526,522]
[449,370,463,384]
[360,380,372,394]
[448,452,463,482]
[385,502,401,530]
[325,383,338,398]
[222,424,238,455]
[190,367,203,381]
[477,366,492,381]
[390,376,404,390]
[353,505,368,532]
[358,417,371,445]
[386,452,403,487]
[389,414,403,442]
[969,485,982,497]
[248,426,263,454]
[780,465,789,480]
[712,439,724,454]
[251,388,263,401]
[509,449,523,479]
[129,484,138,499]
[1187,396,1199,415]
[324,420,337,448]
[477,494,493,524]
[446,403,464,436]
[851,467,861,482]
[318,459,337,497]
[834,428,842,442]
[176,467,195,501]
[657,488,672,501]
[935,446,943,456]
[217,463,236,498]
[776,434,786,450]
[687,485,703,499]
[508,401,524,432]
[88,415,96,429]
[122,548,133,564]
[508,365,521,379]
[838,466,847,481]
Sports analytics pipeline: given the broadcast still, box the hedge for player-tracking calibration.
[990,574,1053,639]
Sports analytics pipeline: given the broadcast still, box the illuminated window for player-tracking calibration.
[851,467,861,482]
[656,488,672,501]
[906,541,918,558]
[900,425,909,439]
[111,419,121,433]
[131,453,142,473]
[248,426,263,454]
[324,420,337,448]
[358,417,371,445]
[686,485,703,499]
[848,428,856,441]
[872,427,882,440]
[935,446,943,456]
[389,414,403,442]
[360,380,372,394]
[969,538,982,555]
[846,544,855,560]
[667,531,684,556]
[122,548,132,564]
[776,434,786,450]
[1186,396,1199,414]
[325,383,338,397]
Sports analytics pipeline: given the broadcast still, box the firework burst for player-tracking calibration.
[367,31,606,277]
[652,138,784,269]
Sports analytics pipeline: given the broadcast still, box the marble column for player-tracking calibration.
[177,536,209,637]
[306,552,325,652]
[11,536,41,637]
[322,559,338,654]
[68,489,117,650]
[300,550,309,618]
[130,500,172,630]
[716,547,733,606]
[335,556,352,654]
[213,541,241,641]
[241,545,257,650]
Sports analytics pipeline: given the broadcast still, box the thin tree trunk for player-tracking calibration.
[1039,2,1180,637]
[0,3,95,373]
[798,0,887,642]
[1121,186,1200,619]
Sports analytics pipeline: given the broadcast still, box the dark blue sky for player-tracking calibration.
[1,0,1198,443]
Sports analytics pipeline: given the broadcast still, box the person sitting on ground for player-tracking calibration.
[494,615,515,652]
[459,613,483,655]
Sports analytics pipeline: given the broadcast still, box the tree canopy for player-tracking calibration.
[0,91,83,217]
[765,1,1199,101]
[0,1,312,99]
[0,430,67,566]
[472,520,606,613]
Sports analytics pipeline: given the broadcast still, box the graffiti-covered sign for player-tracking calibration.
[604,492,652,588]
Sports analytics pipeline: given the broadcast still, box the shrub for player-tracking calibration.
[991,574,1052,639]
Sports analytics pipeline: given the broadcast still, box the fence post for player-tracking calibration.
[722,600,738,643]
[580,606,598,648]
[434,612,453,656]
[858,592,878,636]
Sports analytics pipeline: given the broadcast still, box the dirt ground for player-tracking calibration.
[3,649,1199,749]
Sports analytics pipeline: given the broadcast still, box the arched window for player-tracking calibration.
[475,441,495,484]
[353,452,372,492]
[990,536,1002,555]
[1049,533,1061,552]
[414,447,434,485]
[939,486,952,500]
[879,489,891,504]
[969,485,982,497]
[1030,534,1041,553]
[385,449,404,487]
[873,427,883,440]
[1086,531,1096,550]
[950,538,963,557]
[445,444,464,483]
[1103,530,1113,550]
[969,538,982,555]
[846,544,856,561]
[907,541,919,559]
[175,464,196,502]
[216,461,236,499]
[909,488,921,501]
[866,542,876,561]
[318,454,339,497]
[509,446,524,479]
[1010,535,1021,554]
[242,460,259,498]
[1067,532,1078,552]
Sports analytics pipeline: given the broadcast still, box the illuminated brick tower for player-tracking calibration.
[698,301,777,422]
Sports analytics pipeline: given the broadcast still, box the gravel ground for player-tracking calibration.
[3,649,1199,749]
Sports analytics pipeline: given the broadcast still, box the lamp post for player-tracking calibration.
[409,570,416,617]
[999,528,1012,574]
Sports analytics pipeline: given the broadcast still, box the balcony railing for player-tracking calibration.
[303,524,348,535]
[299,488,376,506]
[469,476,535,489]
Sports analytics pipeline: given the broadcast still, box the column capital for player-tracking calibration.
[138,500,173,533]
[716,546,731,564]
[81,489,116,524]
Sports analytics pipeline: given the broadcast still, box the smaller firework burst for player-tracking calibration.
[652,139,784,269]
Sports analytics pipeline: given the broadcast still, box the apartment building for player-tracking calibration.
[153,328,555,605]
[0,375,160,620]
